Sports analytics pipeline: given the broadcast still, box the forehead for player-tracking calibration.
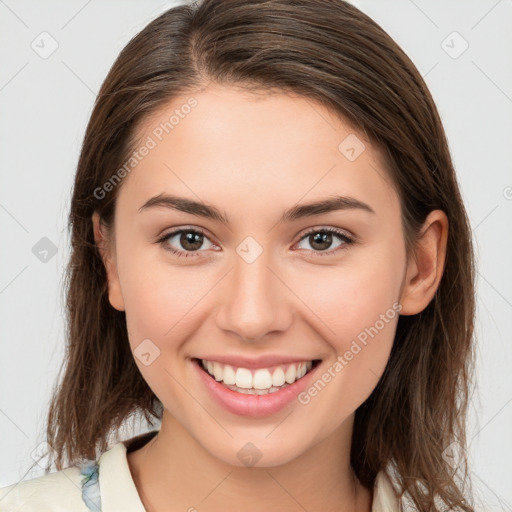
[118,84,398,221]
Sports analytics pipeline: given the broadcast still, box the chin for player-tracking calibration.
[201,432,313,469]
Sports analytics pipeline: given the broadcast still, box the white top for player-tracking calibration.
[0,431,400,511]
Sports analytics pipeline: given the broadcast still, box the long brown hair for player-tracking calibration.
[44,1,476,510]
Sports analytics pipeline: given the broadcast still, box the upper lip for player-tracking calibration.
[194,355,320,369]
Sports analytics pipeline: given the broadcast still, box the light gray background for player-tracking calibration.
[1,1,511,510]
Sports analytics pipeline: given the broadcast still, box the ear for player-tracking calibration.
[399,210,449,315]
[92,212,125,312]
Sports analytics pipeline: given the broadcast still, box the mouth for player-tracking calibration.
[193,357,322,396]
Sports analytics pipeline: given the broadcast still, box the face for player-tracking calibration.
[98,84,410,467]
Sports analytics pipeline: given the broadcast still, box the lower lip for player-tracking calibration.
[192,358,321,417]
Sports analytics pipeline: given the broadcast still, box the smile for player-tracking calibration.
[195,358,321,395]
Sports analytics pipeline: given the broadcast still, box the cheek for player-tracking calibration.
[118,253,212,406]
[121,260,209,346]
[117,246,229,391]
[289,244,404,407]
[291,239,404,338]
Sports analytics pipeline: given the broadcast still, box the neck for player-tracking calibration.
[127,411,372,512]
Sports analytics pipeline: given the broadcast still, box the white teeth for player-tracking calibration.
[284,364,296,384]
[222,364,236,385]
[213,362,223,381]
[253,369,273,389]
[224,384,289,395]
[235,368,253,389]
[200,359,316,391]
[272,367,285,387]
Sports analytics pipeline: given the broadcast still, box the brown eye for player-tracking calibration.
[296,228,354,256]
[179,231,204,251]
[158,228,216,257]
[308,232,334,251]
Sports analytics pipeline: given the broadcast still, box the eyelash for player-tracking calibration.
[156,226,355,259]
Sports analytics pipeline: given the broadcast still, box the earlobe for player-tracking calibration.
[91,212,125,312]
[399,210,449,316]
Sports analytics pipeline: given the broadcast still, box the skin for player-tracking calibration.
[93,84,448,512]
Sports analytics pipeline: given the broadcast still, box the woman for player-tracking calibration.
[0,0,476,510]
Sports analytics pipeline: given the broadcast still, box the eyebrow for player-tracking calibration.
[138,193,375,225]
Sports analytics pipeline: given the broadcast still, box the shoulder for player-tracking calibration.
[0,430,156,512]
[0,465,90,512]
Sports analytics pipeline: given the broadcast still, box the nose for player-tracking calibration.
[215,248,293,342]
